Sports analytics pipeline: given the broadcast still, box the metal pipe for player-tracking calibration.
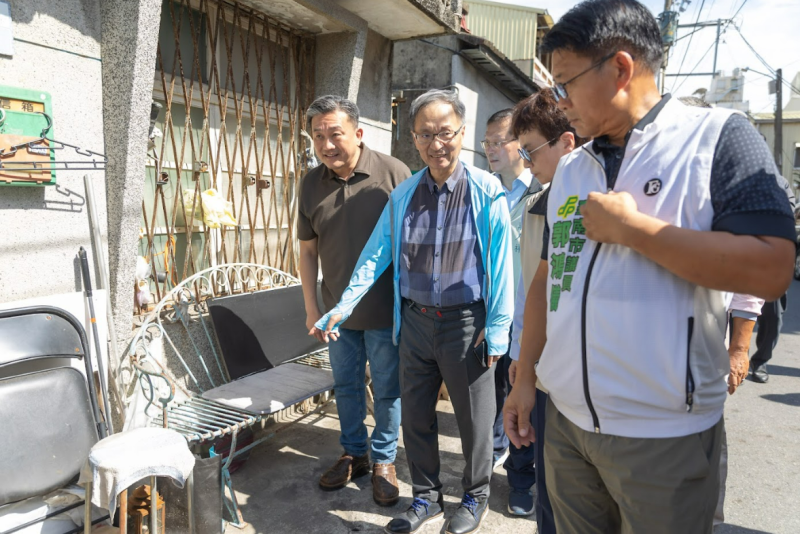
[187,472,195,534]
[84,175,125,419]
[2,501,84,534]
[150,477,158,534]
[83,482,92,534]
[79,247,115,434]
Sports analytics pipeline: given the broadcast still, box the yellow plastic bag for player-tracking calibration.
[182,189,238,228]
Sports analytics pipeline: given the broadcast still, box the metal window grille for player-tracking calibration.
[139,0,316,309]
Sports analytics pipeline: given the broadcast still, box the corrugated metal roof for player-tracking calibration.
[466,0,545,61]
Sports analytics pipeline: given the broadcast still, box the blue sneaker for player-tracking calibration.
[507,488,535,517]
[384,497,444,534]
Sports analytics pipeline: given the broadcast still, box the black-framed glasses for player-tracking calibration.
[518,137,557,163]
[553,51,618,102]
[480,138,517,151]
[412,124,464,146]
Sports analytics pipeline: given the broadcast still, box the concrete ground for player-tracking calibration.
[226,281,800,534]
[225,398,533,534]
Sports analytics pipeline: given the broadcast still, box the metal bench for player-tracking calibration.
[125,263,334,527]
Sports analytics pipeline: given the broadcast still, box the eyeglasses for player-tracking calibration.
[412,125,464,146]
[480,138,517,151]
[518,137,558,163]
[553,51,618,102]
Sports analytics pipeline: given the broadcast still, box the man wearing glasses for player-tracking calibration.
[503,0,795,532]
[312,89,513,534]
[481,109,540,513]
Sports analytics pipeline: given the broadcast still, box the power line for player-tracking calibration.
[733,25,774,75]
[672,40,717,93]
[733,25,800,97]
[670,0,707,93]
[673,26,704,44]
[729,0,749,22]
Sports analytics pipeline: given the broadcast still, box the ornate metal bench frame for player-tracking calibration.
[124,263,332,528]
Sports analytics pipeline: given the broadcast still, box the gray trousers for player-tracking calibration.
[399,299,496,502]
[545,399,723,534]
[714,421,728,526]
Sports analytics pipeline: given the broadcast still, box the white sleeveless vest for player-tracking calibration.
[537,98,736,438]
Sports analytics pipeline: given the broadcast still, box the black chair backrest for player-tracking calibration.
[0,311,84,368]
[0,306,102,506]
[208,285,325,380]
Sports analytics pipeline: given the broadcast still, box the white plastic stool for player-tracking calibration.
[80,427,196,533]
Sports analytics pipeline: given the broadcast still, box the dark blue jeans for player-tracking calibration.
[328,326,401,463]
[494,352,537,491]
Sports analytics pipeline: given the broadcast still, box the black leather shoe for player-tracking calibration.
[751,363,769,383]
[384,497,444,534]
[445,494,489,534]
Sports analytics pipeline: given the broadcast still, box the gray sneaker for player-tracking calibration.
[384,497,444,534]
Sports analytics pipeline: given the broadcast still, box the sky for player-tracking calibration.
[480,0,800,114]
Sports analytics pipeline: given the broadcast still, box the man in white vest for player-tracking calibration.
[503,1,796,532]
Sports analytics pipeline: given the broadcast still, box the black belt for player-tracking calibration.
[404,299,484,319]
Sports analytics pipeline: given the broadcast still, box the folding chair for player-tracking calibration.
[0,305,108,533]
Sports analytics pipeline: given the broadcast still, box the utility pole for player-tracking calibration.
[657,0,676,93]
[664,19,730,83]
[711,20,721,77]
[775,68,783,175]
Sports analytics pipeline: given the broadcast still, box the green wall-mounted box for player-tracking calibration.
[0,85,55,186]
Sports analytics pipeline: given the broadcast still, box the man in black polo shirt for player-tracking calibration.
[298,96,410,506]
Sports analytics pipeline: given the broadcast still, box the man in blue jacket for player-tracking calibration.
[312,89,514,534]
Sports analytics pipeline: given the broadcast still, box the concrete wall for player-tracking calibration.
[452,55,515,169]
[314,27,394,156]
[100,0,161,360]
[356,29,394,156]
[0,0,105,302]
[391,38,455,170]
[390,37,517,171]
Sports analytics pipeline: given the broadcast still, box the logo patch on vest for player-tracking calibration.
[557,195,579,218]
[549,196,587,312]
[644,179,662,196]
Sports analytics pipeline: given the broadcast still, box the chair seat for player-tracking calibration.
[79,428,195,517]
[202,362,334,415]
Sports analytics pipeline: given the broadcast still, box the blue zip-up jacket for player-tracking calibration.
[315,161,514,355]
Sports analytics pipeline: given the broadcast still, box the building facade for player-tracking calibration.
[463,0,554,87]
[0,0,462,357]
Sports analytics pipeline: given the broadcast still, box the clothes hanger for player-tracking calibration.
[0,112,107,172]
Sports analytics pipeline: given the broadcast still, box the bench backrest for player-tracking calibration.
[208,285,324,380]
[0,307,101,506]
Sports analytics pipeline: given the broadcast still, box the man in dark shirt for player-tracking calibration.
[298,95,409,506]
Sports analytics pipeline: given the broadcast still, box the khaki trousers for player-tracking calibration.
[544,399,723,534]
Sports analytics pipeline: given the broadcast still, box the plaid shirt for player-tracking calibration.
[399,162,484,307]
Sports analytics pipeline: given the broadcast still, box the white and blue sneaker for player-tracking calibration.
[493,449,509,470]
